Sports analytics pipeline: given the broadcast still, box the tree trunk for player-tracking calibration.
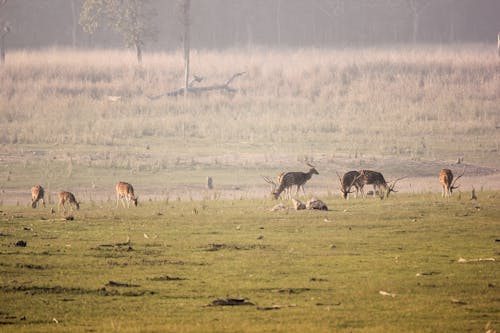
[136,42,142,64]
[0,35,5,64]
[70,0,77,48]
[412,11,418,44]
[183,0,191,97]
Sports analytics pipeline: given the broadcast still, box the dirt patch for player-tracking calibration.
[0,157,499,205]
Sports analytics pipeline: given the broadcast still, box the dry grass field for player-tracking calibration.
[0,45,499,204]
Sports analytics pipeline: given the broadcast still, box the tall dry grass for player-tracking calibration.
[0,46,499,168]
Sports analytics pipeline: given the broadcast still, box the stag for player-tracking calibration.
[31,185,46,208]
[337,171,364,199]
[116,181,138,208]
[358,170,405,199]
[271,164,319,199]
[58,191,80,213]
[439,168,464,197]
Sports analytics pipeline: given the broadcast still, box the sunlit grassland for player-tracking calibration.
[0,46,499,195]
[0,192,499,332]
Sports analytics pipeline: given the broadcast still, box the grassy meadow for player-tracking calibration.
[0,45,499,331]
[0,193,499,332]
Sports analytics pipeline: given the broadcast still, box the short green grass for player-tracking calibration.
[1,193,498,332]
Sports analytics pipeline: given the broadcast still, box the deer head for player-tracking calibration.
[382,176,407,199]
[263,176,279,199]
[337,172,358,199]
[307,163,319,175]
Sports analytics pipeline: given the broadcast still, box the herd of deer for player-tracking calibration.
[264,164,465,200]
[29,166,465,212]
[30,181,139,212]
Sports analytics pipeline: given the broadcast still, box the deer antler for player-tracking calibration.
[388,176,407,192]
[262,176,277,190]
[451,167,465,190]
[306,162,316,168]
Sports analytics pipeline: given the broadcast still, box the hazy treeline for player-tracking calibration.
[1,0,499,51]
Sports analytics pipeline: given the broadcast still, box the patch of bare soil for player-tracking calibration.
[1,157,499,205]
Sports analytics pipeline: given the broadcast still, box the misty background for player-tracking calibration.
[2,0,499,51]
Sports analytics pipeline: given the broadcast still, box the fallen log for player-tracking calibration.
[148,72,246,99]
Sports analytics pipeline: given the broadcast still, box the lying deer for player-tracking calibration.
[439,168,464,197]
[116,181,138,208]
[31,185,46,208]
[58,191,80,213]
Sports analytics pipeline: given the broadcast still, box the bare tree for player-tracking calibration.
[70,0,78,48]
[180,0,191,97]
[0,0,11,64]
[406,0,431,44]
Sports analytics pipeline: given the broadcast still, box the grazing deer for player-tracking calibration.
[58,191,80,212]
[116,181,138,208]
[358,170,405,199]
[337,171,364,199]
[439,168,464,197]
[272,164,319,199]
[31,185,46,208]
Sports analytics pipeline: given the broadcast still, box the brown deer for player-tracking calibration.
[116,181,138,208]
[58,191,80,213]
[439,168,464,197]
[31,185,46,208]
[358,170,405,199]
[271,164,319,199]
[337,171,364,199]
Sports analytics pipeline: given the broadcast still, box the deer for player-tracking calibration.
[271,164,319,199]
[31,185,46,208]
[439,168,465,197]
[337,171,364,199]
[116,181,138,208]
[58,191,80,213]
[357,170,405,199]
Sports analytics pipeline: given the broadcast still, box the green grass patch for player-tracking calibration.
[0,193,498,332]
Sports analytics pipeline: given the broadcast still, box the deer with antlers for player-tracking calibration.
[357,170,405,199]
[267,164,319,199]
[439,168,464,197]
[116,181,138,208]
[58,191,80,213]
[31,185,46,208]
[337,171,364,199]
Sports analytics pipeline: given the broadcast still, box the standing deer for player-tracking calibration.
[116,181,138,208]
[337,171,364,199]
[271,164,319,199]
[358,170,404,199]
[31,185,46,208]
[58,191,80,213]
[439,168,464,197]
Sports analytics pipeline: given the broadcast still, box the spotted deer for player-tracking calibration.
[116,181,138,208]
[337,171,364,199]
[58,191,80,212]
[358,170,405,199]
[271,164,319,199]
[31,185,46,208]
[439,168,464,197]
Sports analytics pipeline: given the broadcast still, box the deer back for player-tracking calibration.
[116,181,135,197]
[439,169,453,188]
[359,170,387,186]
[31,185,44,201]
